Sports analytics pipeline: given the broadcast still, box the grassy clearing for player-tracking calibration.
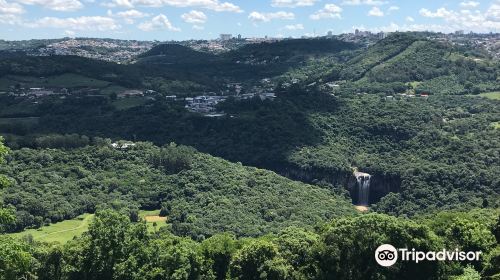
[139,210,168,232]
[144,216,168,222]
[100,85,127,96]
[139,210,161,216]
[0,74,111,90]
[408,81,422,94]
[47,74,110,88]
[9,214,94,244]
[409,81,421,88]
[8,210,167,243]
[112,97,148,110]
[479,92,500,100]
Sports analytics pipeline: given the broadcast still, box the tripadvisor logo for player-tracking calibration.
[375,244,482,267]
[375,244,398,267]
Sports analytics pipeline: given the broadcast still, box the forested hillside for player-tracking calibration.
[0,142,355,237]
[0,54,143,88]
[2,89,497,216]
[1,34,497,95]
[315,33,499,95]
[340,33,418,81]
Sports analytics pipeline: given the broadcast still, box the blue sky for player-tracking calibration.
[0,0,499,40]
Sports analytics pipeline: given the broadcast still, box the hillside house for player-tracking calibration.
[111,142,136,149]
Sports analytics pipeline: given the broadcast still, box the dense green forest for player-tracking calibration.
[0,132,498,279]
[0,142,355,237]
[0,32,499,279]
[1,138,496,279]
[1,209,499,280]
[1,90,498,216]
[0,33,498,216]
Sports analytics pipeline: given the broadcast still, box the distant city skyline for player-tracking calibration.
[0,0,499,40]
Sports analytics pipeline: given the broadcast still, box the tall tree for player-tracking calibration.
[0,136,14,230]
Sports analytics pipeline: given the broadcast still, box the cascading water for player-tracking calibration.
[354,172,371,206]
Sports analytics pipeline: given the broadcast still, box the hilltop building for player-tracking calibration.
[220,34,233,41]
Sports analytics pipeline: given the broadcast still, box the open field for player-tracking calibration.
[144,215,168,222]
[112,96,148,110]
[139,210,168,232]
[47,74,111,88]
[479,91,500,100]
[7,210,167,243]
[100,85,128,96]
[8,213,94,244]
[0,74,111,90]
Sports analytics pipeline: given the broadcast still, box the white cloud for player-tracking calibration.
[310,4,342,20]
[192,24,204,30]
[341,0,387,6]
[368,6,384,16]
[352,22,455,33]
[271,0,317,8]
[387,6,399,12]
[248,11,294,22]
[138,14,180,31]
[485,2,499,21]
[113,9,149,24]
[419,7,454,18]
[111,0,243,12]
[347,1,499,34]
[102,0,133,8]
[0,0,24,14]
[460,1,480,8]
[116,9,148,18]
[28,16,120,31]
[419,5,500,32]
[0,13,21,24]
[17,0,84,11]
[181,10,207,24]
[284,23,304,30]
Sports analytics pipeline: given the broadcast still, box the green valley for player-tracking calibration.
[0,31,499,280]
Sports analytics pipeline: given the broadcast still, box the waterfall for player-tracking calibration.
[354,172,371,206]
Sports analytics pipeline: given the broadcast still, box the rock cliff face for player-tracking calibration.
[275,163,401,205]
[348,171,401,205]
[275,163,352,187]
[367,174,402,204]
